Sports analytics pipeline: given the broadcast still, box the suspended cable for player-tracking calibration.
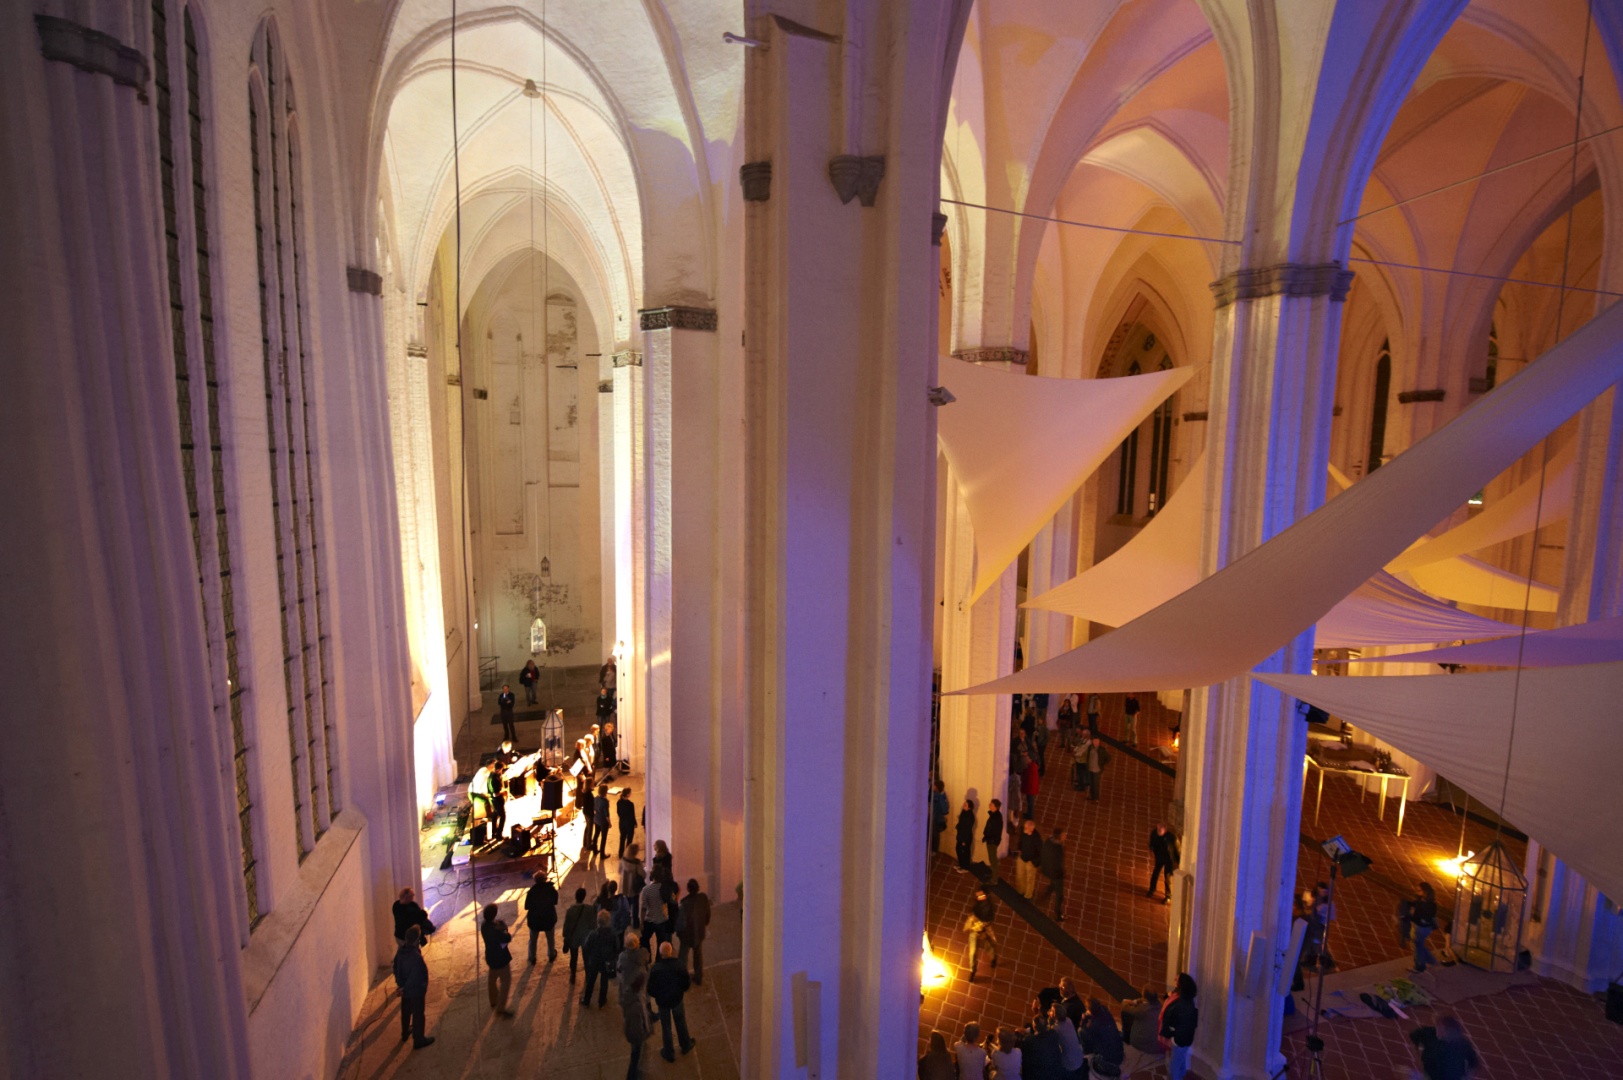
[939,197,1238,246]
[1345,255,1622,299]
[1339,119,1623,225]
[1496,0,1594,834]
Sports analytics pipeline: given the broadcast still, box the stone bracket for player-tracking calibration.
[932,212,949,246]
[36,14,149,96]
[771,14,841,43]
[1181,410,1208,422]
[598,380,614,393]
[638,307,718,332]
[1209,263,1355,308]
[406,343,428,359]
[829,155,886,207]
[612,351,644,368]
[1397,388,1446,404]
[740,161,771,202]
[346,267,383,296]
[952,347,1028,367]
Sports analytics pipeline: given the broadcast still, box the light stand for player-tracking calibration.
[1295,835,1371,1079]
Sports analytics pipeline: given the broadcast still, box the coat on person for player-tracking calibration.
[646,954,691,1010]
[525,878,559,930]
[392,938,429,997]
[583,923,620,974]
[563,898,596,949]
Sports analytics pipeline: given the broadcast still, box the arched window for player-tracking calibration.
[152,0,260,925]
[1367,339,1392,473]
[250,22,337,858]
[1148,357,1174,513]
[1116,360,1142,515]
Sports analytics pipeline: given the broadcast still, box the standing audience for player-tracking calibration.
[677,878,711,984]
[647,940,696,1061]
[1148,824,1179,903]
[524,870,559,964]
[617,787,638,856]
[1038,827,1067,922]
[618,932,650,1079]
[1016,819,1043,899]
[1159,973,1199,1080]
[983,799,1005,883]
[391,926,435,1049]
[1411,881,1439,973]
[562,887,594,982]
[480,904,515,1018]
[580,910,618,1007]
[392,887,435,946]
[955,800,977,871]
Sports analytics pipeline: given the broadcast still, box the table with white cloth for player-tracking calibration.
[1303,745,1412,836]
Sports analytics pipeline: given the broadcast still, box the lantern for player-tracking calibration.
[1450,839,1526,972]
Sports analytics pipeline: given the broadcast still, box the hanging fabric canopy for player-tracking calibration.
[935,357,1193,603]
[1386,441,1575,572]
[1256,664,1623,905]
[1026,458,1522,648]
[948,299,1623,695]
[1401,554,1560,612]
[1346,615,1623,668]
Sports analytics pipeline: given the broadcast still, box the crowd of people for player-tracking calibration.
[919,972,1199,1079]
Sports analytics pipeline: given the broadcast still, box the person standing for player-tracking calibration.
[392,926,435,1049]
[599,720,619,779]
[1057,695,1078,751]
[1016,819,1042,900]
[596,686,615,724]
[954,1023,989,1080]
[616,788,637,856]
[1086,693,1101,736]
[593,785,612,858]
[1410,1013,1482,1080]
[930,780,949,853]
[519,660,540,705]
[1020,756,1040,819]
[1411,881,1439,973]
[392,887,435,946]
[955,800,977,872]
[1159,972,1199,1080]
[1032,713,1050,777]
[618,933,651,1079]
[677,878,711,984]
[525,870,559,964]
[1148,823,1179,903]
[620,844,646,924]
[480,904,515,1018]
[965,885,999,983]
[497,684,518,743]
[580,910,619,1007]
[1123,692,1141,746]
[640,867,672,951]
[1038,827,1067,922]
[647,940,697,1061]
[599,653,618,692]
[983,799,1005,883]
[562,887,594,982]
[1085,736,1109,802]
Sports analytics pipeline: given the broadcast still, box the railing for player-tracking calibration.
[478,655,500,692]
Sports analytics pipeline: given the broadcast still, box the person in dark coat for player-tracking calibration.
[519,660,540,705]
[392,887,435,946]
[1020,757,1040,818]
[1081,998,1125,1068]
[617,788,638,856]
[392,926,435,1049]
[618,934,651,1079]
[647,940,697,1061]
[497,684,517,742]
[580,910,619,1007]
[596,687,616,722]
[1020,1012,1066,1080]
[480,904,514,1018]
[1148,823,1179,903]
[593,785,612,857]
[930,780,949,853]
[1410,1014,1481,1080]
[982,799,1005,882]
[1160,972,1199,1080]
[1016,819,1043,899]
[524,870,559,964]
[1411,881,1440,972]
[599,721,619,779]
[954,800,976,871]
[965,885,998,983]
[1038,827,1067,921]
[677,878,712,983]
[562,886,594,981]
[1123,692,1142,745]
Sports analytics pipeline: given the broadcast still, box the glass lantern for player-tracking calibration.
[1451,839,1526,972]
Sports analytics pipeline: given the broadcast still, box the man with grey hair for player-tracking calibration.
[647,939,696,1061]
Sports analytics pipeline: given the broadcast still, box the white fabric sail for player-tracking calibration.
[1401,554,1560,612]
[1386,441,1575,572]
[948,299,1623,695]
[935,357,1193,603]
[1346,615,1623,668]
[1026,459,1521,648]
[1256,665,1623,904]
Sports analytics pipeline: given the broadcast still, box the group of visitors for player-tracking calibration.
[920,972,1199,1079]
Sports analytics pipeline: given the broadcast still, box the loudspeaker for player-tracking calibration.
[471,822,488,846]
[541,777,565,811]
[1606,981,1623,1024]
[508,775,527,798]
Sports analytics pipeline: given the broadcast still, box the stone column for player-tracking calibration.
[639,305,745,894]
[0,7,250,1074]
[1181,264,1352,1080]
[739,3,963,1075]
[612,349,647,775]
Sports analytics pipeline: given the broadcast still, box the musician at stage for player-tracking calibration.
[470,759,505,842]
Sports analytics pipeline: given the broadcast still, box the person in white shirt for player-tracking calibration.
[954,1022,989,1079]
[989,1027,1022,1078]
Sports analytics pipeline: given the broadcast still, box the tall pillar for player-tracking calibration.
[739,4,964,1075]
[640,305,745,894]
[612,349,647,775]
[1181,265,1352,1080]
[0,7,250,1074]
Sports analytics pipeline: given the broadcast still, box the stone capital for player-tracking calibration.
[1209,263,1354,308]
[612,351,644,368]
[638,307,717,333]
[951,346,1029,367]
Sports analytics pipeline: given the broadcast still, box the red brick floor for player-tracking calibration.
[920,694,1621,1078]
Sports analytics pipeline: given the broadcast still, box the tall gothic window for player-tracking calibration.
[153,0,260,924]
[1147,357,1175,513]
[1115,361,1142,515]
[1368,338,1392,473]
[250,22,337,858]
